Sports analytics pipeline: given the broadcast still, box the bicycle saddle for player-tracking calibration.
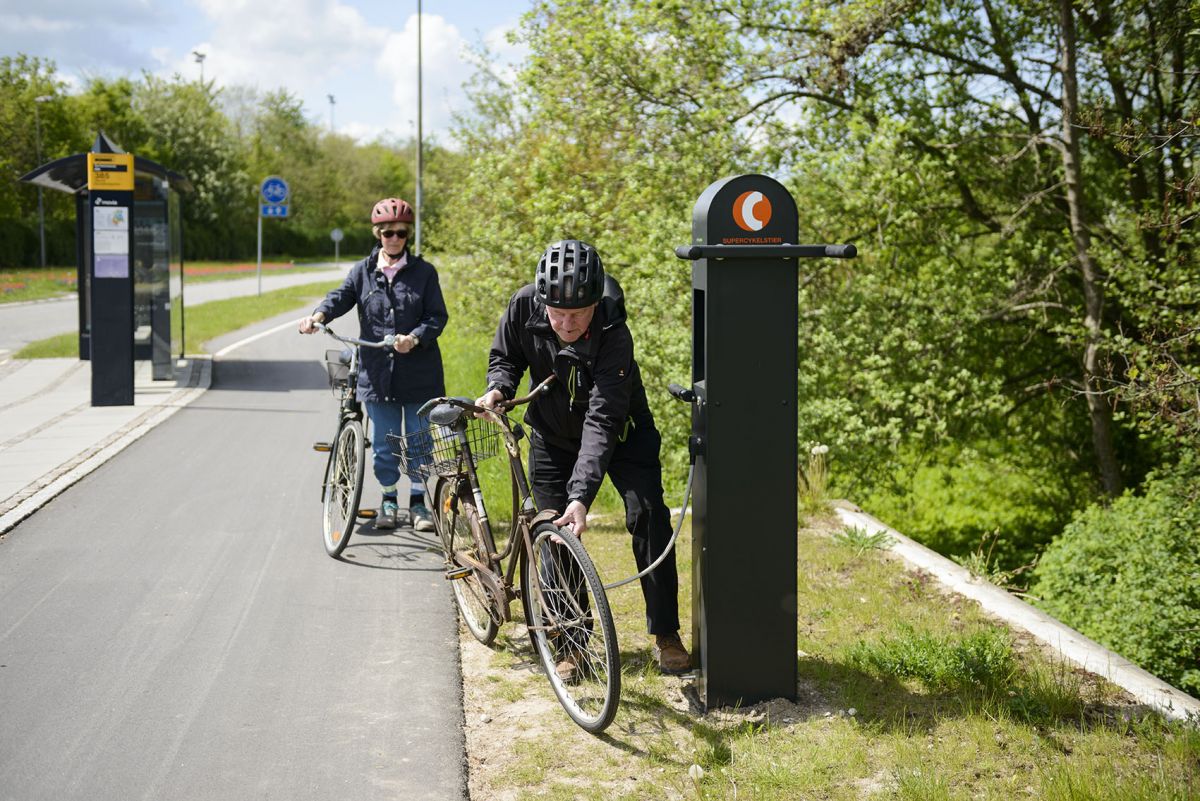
[428,397,474,426]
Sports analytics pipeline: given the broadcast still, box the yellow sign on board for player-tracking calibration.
[87,153,134,191]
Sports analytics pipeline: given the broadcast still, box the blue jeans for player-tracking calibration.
[365,401,432,496]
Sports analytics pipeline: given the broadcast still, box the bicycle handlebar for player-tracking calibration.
[416,375,557,420]
[314,322,396,350]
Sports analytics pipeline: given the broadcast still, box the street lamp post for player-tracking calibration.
[327,94,336,132]
[33,95,52,268]
[192,50,206,82]
[415,0,423,255]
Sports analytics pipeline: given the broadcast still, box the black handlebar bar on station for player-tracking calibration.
[674,243,857,261]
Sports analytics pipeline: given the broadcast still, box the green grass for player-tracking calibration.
[0,260,341,305]
[0,267,76,303]
[14,280,338,359]
[15,331,78,359]
[459,513,1200,800]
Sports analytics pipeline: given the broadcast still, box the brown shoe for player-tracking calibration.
[555,652,579,683]
[654,633,691,674]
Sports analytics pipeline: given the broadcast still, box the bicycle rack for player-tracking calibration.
[675,174,856,710]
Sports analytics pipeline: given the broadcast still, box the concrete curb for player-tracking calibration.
[0,357,212,536]
[832,502,1200,723]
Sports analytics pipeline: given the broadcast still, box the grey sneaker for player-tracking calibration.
[410,503,435,532]
[377,498,399,530]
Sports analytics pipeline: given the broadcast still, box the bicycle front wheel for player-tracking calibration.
[435,477,500,645]
[322,418,365,558]
[521,523,620,734]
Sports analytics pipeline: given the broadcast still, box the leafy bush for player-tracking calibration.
[861,442,1087,573]
[1031,459,1200,695]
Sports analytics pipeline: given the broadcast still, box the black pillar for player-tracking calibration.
[87,149,135,406]
[676,174,857,709]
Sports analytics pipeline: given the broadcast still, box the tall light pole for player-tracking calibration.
[33,95,52,268]
[327,94,336,132]
[415,0,423,255]
[192,50,206,83]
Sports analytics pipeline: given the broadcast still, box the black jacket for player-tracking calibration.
[315,246,448,403]
[486,276,653,507]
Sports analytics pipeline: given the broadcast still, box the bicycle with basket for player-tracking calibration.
[310,323,395,558]
[388,376,622,734]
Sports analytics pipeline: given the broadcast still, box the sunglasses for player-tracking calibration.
[380,229,409,239]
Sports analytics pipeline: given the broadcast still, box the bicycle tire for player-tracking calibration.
[435,477,500,645]
[520,523,620,734]
[322,418,365,558]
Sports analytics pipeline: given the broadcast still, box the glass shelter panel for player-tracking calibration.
[133,176,173,378]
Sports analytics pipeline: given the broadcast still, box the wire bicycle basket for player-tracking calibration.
[389,417,501,479]
[324,349,352,399]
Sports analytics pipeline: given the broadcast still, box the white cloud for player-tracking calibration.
[180,0,386,90]
[1,0,529,143]
[374,14,475,144]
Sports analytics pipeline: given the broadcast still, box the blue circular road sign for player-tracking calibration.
[261,176,289,204]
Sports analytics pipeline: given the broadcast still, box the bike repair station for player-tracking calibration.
[675,174,856,709]
[20,132,192,406]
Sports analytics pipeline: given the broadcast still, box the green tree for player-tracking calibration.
[132,74,250,259]
[0,56,75,266]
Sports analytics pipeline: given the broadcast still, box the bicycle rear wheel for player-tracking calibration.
[435,477,500,645]
[322,418,365,558]
[520,523,620,734]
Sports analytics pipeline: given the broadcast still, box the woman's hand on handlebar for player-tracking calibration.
[298,313,325,334]
[393,334,419,354]
[473,388,505,419]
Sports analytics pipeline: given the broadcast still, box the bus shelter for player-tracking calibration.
[20,132,193,385]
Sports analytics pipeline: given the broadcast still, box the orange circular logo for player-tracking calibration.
[732,190,772,232]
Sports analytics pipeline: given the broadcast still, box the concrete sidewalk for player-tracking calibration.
[0,262,352,536]
[0,356,212,535]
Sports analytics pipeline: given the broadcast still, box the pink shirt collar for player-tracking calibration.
[378,251,408,282]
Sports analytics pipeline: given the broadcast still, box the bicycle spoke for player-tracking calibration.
[522,525,620,733]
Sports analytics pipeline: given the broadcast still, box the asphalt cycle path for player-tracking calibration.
[0,309,466,801]
[0,262,352,359]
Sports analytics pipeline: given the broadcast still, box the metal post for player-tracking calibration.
[256,213,263,296]
[415,0,423,255]
[34,95,52,267]
[328,94,336,132]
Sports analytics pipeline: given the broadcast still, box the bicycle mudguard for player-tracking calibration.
[529,509,560,529]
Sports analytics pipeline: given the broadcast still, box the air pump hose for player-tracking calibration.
[602,461,695,591]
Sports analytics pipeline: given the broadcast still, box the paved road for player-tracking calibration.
[0,312,465,800]
[0,263,351,358]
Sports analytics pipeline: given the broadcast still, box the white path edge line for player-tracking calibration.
[213,317,303,358]
[833,504,1200,723]
[1,318,299,537]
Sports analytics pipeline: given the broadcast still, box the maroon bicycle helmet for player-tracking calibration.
[371,197,415,225]
[535,240,605,309]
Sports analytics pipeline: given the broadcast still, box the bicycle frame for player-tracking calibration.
[416,375,621,733]
[426,383,552,624]
[311,324,394,502]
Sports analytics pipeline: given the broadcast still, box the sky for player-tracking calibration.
[1,0,535,145]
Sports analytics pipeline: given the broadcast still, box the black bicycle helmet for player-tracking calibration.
[535,240,605,308]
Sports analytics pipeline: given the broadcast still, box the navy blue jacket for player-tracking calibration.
[315,246,448,403]
[486,276,653,507]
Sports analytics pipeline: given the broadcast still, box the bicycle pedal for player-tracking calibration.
[312,442,332,452]
[357,508,377,519]
[445,566,473,580]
